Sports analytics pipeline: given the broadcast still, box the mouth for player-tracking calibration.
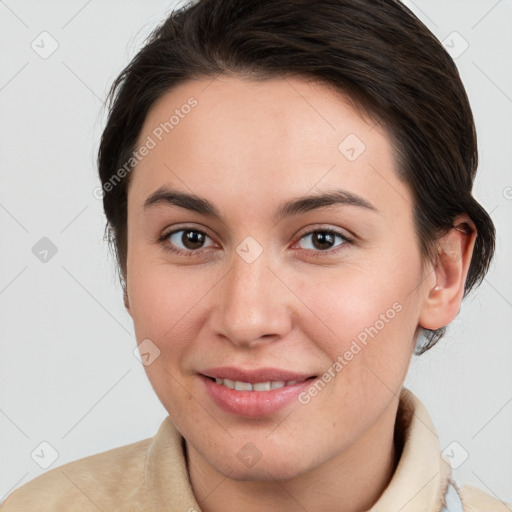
[198,367,318,417]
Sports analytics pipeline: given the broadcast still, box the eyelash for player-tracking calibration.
[157,226,353,259]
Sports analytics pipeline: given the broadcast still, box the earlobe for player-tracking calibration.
[419,215,477,331]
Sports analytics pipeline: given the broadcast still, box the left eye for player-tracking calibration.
[297,230,348,251]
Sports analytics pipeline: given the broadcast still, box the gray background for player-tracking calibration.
[1,0,511,504]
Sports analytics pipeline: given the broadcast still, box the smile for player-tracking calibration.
[211,377,310,391]
[200,369,317,417]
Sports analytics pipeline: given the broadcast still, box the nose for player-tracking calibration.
[208,246,294,348]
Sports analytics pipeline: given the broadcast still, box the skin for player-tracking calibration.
[124,75,476,512]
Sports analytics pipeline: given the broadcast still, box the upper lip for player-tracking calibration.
[200,366,316,383]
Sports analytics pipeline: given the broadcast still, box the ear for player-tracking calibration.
[419,215,477,331]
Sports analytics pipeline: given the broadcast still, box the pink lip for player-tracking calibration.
[199,366,316,417]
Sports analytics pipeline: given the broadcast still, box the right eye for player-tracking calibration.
[159,228,217,256]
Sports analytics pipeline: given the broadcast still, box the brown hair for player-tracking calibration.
[97,0,495,354]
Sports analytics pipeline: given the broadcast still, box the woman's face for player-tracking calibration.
[125,75,430,480]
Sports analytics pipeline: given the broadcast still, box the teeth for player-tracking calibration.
[212,377,305,391]
[253,382,270,391]
[223,378,235,389]
[234,381,252,391]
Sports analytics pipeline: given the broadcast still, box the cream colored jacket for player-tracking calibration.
[0,388,508,511]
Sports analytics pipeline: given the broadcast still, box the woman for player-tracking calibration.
[1,0,506,510]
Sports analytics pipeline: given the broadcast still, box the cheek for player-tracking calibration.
[127,252,221,387]
[293,249,422,383]
[128,246,206,335]
[127,260,202,419]
[302,262,418,338]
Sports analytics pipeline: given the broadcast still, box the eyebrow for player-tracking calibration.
[143,185,378,223]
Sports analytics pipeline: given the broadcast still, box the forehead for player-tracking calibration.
[128,75,410,220]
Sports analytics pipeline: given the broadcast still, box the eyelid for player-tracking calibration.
[159,223,217,243]
[293,224,354,243]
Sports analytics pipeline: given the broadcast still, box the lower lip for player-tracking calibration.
[201,375,314,417]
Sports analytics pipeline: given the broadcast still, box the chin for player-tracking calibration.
[210,446,318,482]
[224,463,307,482]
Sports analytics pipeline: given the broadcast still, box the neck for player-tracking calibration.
[187,399,400,512]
